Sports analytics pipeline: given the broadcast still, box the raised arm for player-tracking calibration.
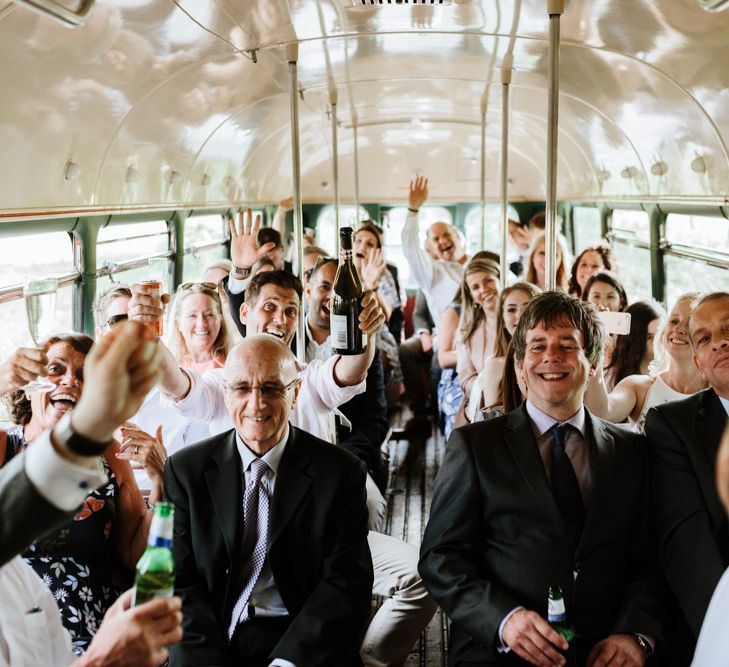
[401,177,436,291]
[0,346,48,396]
[584,366,647,424]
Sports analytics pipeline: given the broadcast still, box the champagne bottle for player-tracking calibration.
[331,227,367,355]
[133,502,175,606]
[548,586,576,665]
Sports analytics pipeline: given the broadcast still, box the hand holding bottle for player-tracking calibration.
[502,608,568,666]
[358,290,386,337]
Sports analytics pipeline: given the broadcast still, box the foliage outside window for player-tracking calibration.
[573,207,603,253]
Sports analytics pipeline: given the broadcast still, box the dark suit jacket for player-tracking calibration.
[646,388,729,637]
[0,452,73,567]
[164,426,373,667]
[337,345,389,493]
[419,404,662,664]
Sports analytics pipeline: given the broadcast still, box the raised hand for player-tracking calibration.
[71,321,162,445]
[128,284,169,329]
[278,196,294,209]
[408,176,429,211]
[502,608,569,666]
[360,247,387,291]
[0,346,48,396]
[229,208,276,271]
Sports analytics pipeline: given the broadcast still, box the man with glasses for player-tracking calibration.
[163,334,373,666]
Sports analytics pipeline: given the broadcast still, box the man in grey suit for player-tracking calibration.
[420,291,661,666]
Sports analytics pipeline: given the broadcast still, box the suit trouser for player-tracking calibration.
[361,531,438,667]
[227,616,290,667]
[398,336,433,416]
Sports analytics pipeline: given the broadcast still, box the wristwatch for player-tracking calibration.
[633,633,652,657]
[54,412,112,457]
[232,264,252,278]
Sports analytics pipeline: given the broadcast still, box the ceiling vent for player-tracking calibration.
[353,0,454,5]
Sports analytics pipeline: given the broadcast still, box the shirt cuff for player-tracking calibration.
[228,273,252,295]
[636,633,655,654]
[497,606,524,653]
[269,661,297,667]
[24,430,107,512]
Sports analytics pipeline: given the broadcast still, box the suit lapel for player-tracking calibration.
[268,427,314,551]
[693,390,728,529]
[505,405,567,538]
[576,412,615,555]
[205,431,243,558]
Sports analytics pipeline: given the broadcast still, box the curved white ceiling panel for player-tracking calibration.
[0,0,728,214]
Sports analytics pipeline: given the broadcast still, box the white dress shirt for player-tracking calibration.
[0,557,76,667]
[401,211,463,326]
[692,566,729,666]
[25,430,107,512]
[162,355,365,444]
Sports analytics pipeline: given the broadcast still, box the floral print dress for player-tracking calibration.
[4,426,122,655]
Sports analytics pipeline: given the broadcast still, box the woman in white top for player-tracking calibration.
[585,293,707,432]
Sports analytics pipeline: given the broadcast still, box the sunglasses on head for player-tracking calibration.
[178,282,221,301]
[106,313,129,329]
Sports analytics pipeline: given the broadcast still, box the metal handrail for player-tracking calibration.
[0,270,80,304]
[14,0,95,27]
[182,240,228,255]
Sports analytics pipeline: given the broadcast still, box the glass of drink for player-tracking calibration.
[22,277,58,393]
[143,257,168,336]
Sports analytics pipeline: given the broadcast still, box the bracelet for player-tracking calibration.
[145,499,156,512]
[407,207,419,214]
[232,265,252,278]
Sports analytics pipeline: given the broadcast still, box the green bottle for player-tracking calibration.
[331,227,367,355]
[133,502,175,606]
[548,586,576,665]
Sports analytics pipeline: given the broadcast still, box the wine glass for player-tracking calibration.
[21,277,58,393]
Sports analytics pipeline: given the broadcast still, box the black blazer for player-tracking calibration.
[419,404,662,664]
[646,388,729,637]
[164,426,374,667]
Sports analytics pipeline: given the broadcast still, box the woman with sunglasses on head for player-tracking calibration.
[0,333,155,655]
[166,282,233,374]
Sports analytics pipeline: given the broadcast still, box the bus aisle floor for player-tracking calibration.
[377,406,449,666]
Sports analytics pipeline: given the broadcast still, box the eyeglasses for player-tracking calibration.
[106,313,128,329]
[223,377,299,399]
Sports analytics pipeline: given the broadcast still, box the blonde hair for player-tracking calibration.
[166,284,231,365]
[525,231,571,291]
[458,257,501,344]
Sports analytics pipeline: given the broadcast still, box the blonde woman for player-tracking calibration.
[165,282,232,374]
[524,231,571,291]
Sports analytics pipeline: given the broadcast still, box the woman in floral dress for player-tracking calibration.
[1,334,158,654]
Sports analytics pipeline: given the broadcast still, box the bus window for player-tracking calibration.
[316,206,369,254]
[183,213,229,282]
[0,232,76,362]
[609,210,652,302]
[98,221,169,266]
[573,207,603,252]
[664,213,729,305]
[463,205,502,256]
[383,206,453,289]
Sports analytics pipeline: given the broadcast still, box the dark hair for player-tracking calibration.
[568,243,614,296]
[472,250,500,264]
[6,333,94,426]
[511,291,604,366]
[245,270,303,306]
[606,300,665,386]
[354,222,383,249]
[501,340,523,413]
[493,282,542,357]
[529,211,546,230]
[257,227,283,249]
[581,271,628,312]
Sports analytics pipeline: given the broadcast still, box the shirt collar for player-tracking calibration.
[235,426,290,475]
[525,400,586,438]
[719,395,729,417]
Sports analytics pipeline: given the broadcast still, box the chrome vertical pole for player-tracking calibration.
[286,41,306,363]
[545,0,564,291]
[353,112,360,218]
[480,92,487,251]
[500,54,512,290]
[330,82,340,250]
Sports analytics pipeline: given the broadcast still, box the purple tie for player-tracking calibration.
[228,458,270,638]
